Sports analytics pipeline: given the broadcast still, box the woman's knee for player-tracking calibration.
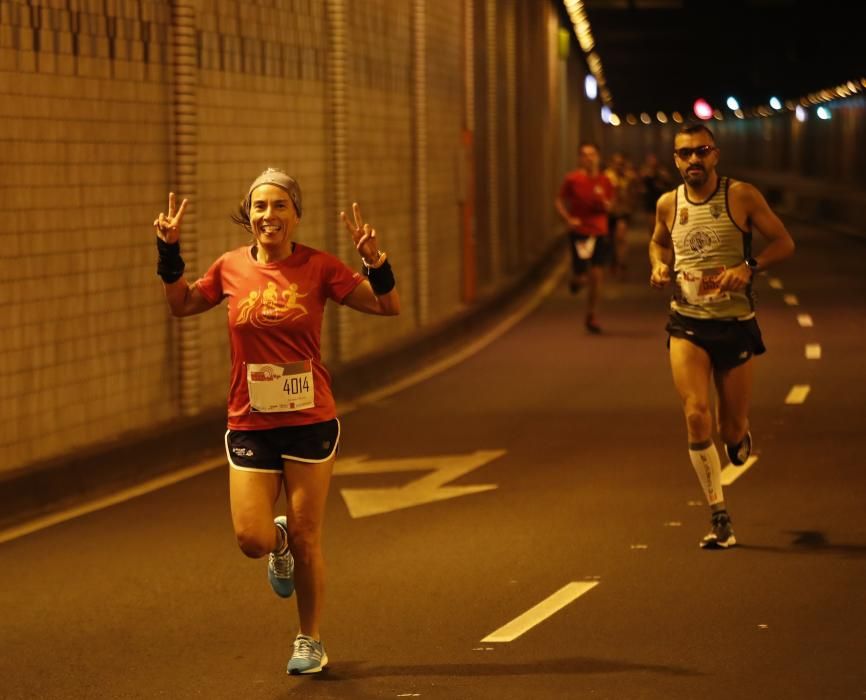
[234,522,273,559]
[286,519,322,563]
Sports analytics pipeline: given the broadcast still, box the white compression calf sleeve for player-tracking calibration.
[688,441,724,506]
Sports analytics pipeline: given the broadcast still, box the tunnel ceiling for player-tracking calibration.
[574,1,864,116]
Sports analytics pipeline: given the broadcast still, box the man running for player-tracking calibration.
[649,124,795,548]
[556,142,614,333]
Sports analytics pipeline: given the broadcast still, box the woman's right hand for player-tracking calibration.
[153,192,188,244]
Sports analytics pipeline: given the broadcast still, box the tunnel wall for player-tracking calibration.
[0,0,591,474]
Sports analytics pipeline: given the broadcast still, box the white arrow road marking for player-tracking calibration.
[334,450,505,518]
[720,455,759,486]
[783,294,799,306]
[481,581,599,643]
[768,278,784,290]
[785,385,811,404]
[797,314,814,327]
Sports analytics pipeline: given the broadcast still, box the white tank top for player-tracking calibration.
[669,176,755,320]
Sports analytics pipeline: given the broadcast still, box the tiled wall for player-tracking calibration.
[0,0,176,469]
[0,0,587,475]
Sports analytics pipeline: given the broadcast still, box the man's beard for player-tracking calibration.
[683,166,707,186]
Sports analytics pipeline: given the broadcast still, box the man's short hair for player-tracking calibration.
[677,123,715,142]
[579,141,600,153]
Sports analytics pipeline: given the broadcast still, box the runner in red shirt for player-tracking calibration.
[555,142,614,333]
[153,168,400,675]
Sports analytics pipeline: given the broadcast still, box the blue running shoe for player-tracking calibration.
[287,634,328,675]
[726,431,752,467]
[268,516,294,598]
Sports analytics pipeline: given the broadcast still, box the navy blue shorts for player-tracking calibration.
[225,419,340,472]
[666,312,766,371]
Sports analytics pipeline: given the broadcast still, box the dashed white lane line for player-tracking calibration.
[797,314,814,327]
[783,294,799,306]
[785,385,811,404]
[720,455,759,486]
[481,581,599,643]
[805,343,822,359]
[768,278,784,290]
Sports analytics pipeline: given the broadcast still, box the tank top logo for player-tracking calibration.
[679,208,689,225]
[237,281,309,327]
[710,203,723,219]
[684,226,721,255]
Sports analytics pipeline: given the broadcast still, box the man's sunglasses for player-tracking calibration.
[674,145,716,159]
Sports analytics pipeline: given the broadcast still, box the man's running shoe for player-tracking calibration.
[268,516,295,598]
[585,314,602,334]
[726,431,752,467]
[700,510,736,549]
[287,634,328,675]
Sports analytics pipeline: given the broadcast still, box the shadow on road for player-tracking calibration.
[737,530,866,559]
[309,655,703,682]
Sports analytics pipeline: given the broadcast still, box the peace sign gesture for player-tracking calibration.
[153,192,189,244]
[340,202,385,268]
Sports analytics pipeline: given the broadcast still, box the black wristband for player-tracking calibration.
[156,237,185,284]
[365,260,395,295]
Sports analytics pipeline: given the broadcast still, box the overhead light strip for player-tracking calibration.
[563,0,612,108]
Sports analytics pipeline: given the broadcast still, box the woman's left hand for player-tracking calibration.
[341,202,382,266]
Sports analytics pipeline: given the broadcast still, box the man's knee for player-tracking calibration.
[684,400,712,438]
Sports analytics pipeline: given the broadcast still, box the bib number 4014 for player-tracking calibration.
[284,376,310,396]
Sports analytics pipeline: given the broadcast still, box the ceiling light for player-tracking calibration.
[693,99,713,120]
[584,74,598,100]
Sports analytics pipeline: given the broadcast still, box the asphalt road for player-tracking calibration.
[2,219,865,700]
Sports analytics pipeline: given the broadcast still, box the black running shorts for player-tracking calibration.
[568,232,613,274]
[225,419,340,472]
[666,312,766,371]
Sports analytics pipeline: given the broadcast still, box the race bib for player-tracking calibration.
[574,236,597,260]
[247,361,315,413]
[678,267,730,305]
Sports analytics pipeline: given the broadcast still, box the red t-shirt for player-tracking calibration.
[558,170,613,236]
[195,243,364,430]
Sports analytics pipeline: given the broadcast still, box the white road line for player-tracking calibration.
[0,457,227,545]
[720,455,759,486]
[783,294,799,306]
[785,385,811,404]
[797,314,814,327]
[805,343,822,359]
[1,258,569,544]
[481,581,598,643]
[338,257,568,413]
[768,278,784,290]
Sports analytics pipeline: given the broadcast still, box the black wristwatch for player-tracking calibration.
[745,257,759,275]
